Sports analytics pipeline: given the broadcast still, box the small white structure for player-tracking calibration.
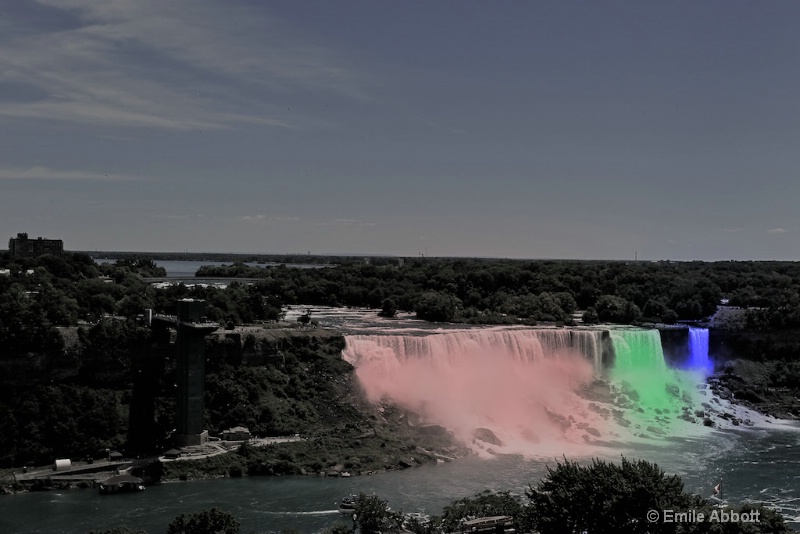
[53,458,71,471]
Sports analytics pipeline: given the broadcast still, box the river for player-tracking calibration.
[4,308,799,533]
[93,259,330,278]
[1,426,798,533]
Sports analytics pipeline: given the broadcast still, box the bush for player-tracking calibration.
[582,307,600,324]
[525,457,792,534]
[166,507,239,534]
[353,493,403,534]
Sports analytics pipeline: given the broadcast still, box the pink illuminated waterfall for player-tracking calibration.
[343,328,607,451]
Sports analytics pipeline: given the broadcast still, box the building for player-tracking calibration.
[221,426,252,441]
[97,474,145,494]
[8,233,63,257]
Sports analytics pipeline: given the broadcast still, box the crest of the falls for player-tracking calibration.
[343,328,605,375]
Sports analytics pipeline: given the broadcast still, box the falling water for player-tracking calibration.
[343,328,607,451]
[610,329,675,409]
[687,327,713,376]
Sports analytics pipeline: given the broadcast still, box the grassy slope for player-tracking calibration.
[163,329,465,481]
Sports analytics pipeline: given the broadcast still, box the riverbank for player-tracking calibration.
[710,359,800,420]
[158,400,469,483]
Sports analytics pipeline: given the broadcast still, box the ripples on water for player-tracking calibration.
[3,427,797,533]
[4,307,798,532]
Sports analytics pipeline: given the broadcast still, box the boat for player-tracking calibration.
[337,494,358,514]
[97,474,145,494]
[458,515,515,533]
[403,512,431,528]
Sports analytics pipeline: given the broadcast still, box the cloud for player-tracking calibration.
[239,214,267,222]
[722,228,744,233]
[767,228,787,234]
[0,166,142,181]
[0,1,365,130]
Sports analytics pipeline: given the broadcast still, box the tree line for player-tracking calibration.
[4,252,800,359]
[197,257,800,328]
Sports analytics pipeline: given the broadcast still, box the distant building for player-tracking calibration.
[221,426,252,441]
[8,233,63,257]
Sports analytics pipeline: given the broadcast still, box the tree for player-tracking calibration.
[166,507,239,534]
[582,307,600,324]
[527,457,691,533]
[523,457,797,534]
[415,291,460,322]
[353,493,402,534]
[378,298,398,318]
[595,295,641,324]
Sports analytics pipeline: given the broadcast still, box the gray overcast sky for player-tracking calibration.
[2,1,799,260]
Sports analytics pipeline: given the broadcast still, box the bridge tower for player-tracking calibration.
[174,299,218,446]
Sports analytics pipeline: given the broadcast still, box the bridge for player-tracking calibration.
[143,276,262,283]
[152,313,219,331]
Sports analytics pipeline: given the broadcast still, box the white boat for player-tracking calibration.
[338,494,358,514]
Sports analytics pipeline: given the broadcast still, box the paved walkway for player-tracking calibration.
[158,436,307,462]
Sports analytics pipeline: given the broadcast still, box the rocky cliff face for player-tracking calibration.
[207,325,346,366]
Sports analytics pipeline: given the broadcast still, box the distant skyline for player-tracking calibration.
[2,1,799,260]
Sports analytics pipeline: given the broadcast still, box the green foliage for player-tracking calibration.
[0,384,128,466]
[378,298,397,318]
[101,257,166,278]
[527,457,688,533]
[353,493,402,534]
[415,291,460,322]
[595,295,642,324]
[192,257,787,325]
[166,507,239,534]
[13,252,800,329]
[524,457,793,534]
[582,307,600,324]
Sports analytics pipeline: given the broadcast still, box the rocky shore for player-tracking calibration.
[710,359,800,420]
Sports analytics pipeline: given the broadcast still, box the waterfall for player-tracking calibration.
[344,326,725,449]
[688,327,713,376]
[343,328,607,450]
[610,329,667,374]
[610,329,678,412]
[343,328,605,376]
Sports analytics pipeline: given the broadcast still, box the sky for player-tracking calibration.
[2,1,800,260]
